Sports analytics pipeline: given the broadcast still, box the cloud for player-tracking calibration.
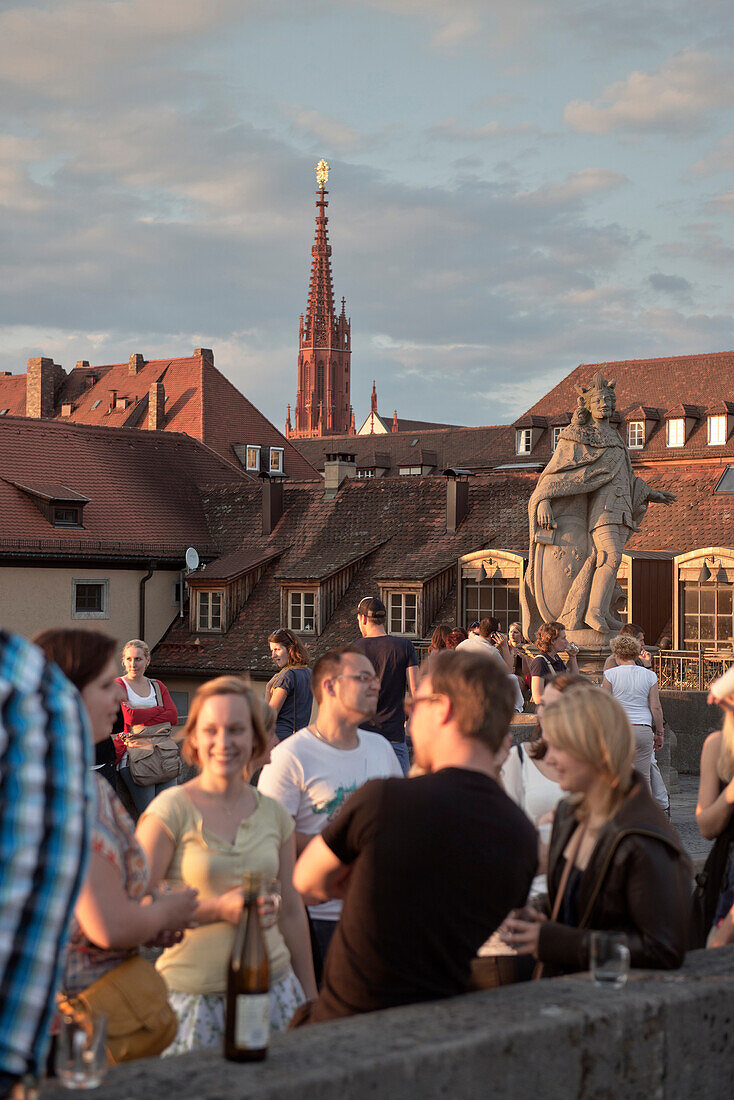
[285,108,367,153]
[706,191,734,213]
[647,272,692,295]
[429,119,540,141]
[658,223,734,269]
[516,169,629,207]
[688,134,734,178]
[564,49,734,136]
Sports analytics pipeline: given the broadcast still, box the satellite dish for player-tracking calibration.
[185,547,200,572]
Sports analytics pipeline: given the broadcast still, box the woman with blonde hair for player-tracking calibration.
[136,676,317,1054]
[502,684,690,973]
[115,638,180,815]
[507,622,532,696]
[694,665,734,947]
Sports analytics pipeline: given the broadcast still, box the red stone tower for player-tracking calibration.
[287,160,353,439]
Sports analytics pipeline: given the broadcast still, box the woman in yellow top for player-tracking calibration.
[136,676,317,1055]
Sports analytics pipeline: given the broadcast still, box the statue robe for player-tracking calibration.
[521,420,653,635]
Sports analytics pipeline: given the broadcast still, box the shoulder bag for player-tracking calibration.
[123,680,181,787]
[58,954,178,1064]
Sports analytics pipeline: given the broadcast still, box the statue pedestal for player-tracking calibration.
[567,627,610,649]
[573,647,610,685]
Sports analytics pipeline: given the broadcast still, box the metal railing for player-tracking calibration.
[653,650,733,692]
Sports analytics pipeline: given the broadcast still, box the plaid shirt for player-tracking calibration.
[0,631,93,1078]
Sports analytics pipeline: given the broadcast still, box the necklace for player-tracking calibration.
[309,724,331,746]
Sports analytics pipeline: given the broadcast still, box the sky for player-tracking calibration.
[2,0,734,430]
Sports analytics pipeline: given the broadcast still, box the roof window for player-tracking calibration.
[91,400,102,410]
[715,467,734,493]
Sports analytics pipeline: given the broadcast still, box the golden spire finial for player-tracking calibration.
[315,159,330,189]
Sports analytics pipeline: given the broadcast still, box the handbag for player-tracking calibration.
[123,680,181,787]
[533,821,587,980]
[58,954,178,1064]
[689,815,734,949]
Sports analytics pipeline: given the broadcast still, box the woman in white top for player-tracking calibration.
[602,633,664,791]
[502,675,585,897]
[116,638,179,815]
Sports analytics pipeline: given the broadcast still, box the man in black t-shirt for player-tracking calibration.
[352,596,418,774]
[293,650,538,1023]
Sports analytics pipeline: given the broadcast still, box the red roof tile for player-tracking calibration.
[293,425,516,474]
[0,417,246,561]
[0,351,319,483]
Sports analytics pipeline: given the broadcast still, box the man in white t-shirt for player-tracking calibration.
[258,646,402,975]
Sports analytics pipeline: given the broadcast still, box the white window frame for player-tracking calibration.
[357,468,375,478]
[628,421,644,449]
[666,418,685,447]
[387,592,418,636]
[269,447,284,474]
[72,578,109,620]
[197,590,223,632]
[708,415,727,446]
[398,466,422,475]
[287,590,317,634]
[515,428,532,455]
[245,445,260,472]
[551,427,563,451]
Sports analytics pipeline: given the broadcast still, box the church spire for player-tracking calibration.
[291,161,352,438]
[304,160,335,345]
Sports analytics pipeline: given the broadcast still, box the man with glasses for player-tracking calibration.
[293,650,537,1023]
[353,596,419,775]
[259,647,402,975]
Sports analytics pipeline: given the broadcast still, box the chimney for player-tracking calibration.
[26,357,55,419]
[194,348,214,366]
[108,389,117,411]
[445,469,473,533]
[324,452,356,499]
[129,353,145,375]
[76,360,90,369]
[148,381,165,431]
[262,474,285,536]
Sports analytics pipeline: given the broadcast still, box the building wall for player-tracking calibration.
[0,564,181,647]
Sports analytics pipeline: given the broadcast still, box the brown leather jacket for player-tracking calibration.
[537,773,691,973]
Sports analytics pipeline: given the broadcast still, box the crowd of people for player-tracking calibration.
[1,598,734,1093]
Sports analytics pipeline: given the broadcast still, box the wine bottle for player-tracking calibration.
[224,872,270,1062]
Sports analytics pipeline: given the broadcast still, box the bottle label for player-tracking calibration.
[235,994,270,1049]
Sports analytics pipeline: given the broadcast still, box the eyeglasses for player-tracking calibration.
[404,693,445,716]
[334,672,381,685]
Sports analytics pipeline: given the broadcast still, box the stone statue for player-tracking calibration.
[521,372,675,647]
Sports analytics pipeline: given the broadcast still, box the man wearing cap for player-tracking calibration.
[352,597,418,774]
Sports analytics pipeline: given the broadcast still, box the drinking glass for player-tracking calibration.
[589,932,630,988]
[55,1010,108,1090]
[257,877,281,930]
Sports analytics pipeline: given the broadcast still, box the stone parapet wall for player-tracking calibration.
[45,948,734,1099]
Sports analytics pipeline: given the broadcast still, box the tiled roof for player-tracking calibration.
[0,351,319,482]
[0,373,26,416]
[7,481,90,503]
[0,417,246,560]
[520,350,734,464]
[153,470,534,677]
[187,547,284,585]
[292,425,516,475]
[152,455,734,678]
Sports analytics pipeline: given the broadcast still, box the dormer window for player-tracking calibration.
[53,505,83,528]
[667,418,685,448]
[709,415,727,445]
[516,428,532,455]
[628,421,644,449]
[246,445,260,472]
[197,591,223,632]
[551,427,563,452]
[269,447,284,474]
[288,591,316,633]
